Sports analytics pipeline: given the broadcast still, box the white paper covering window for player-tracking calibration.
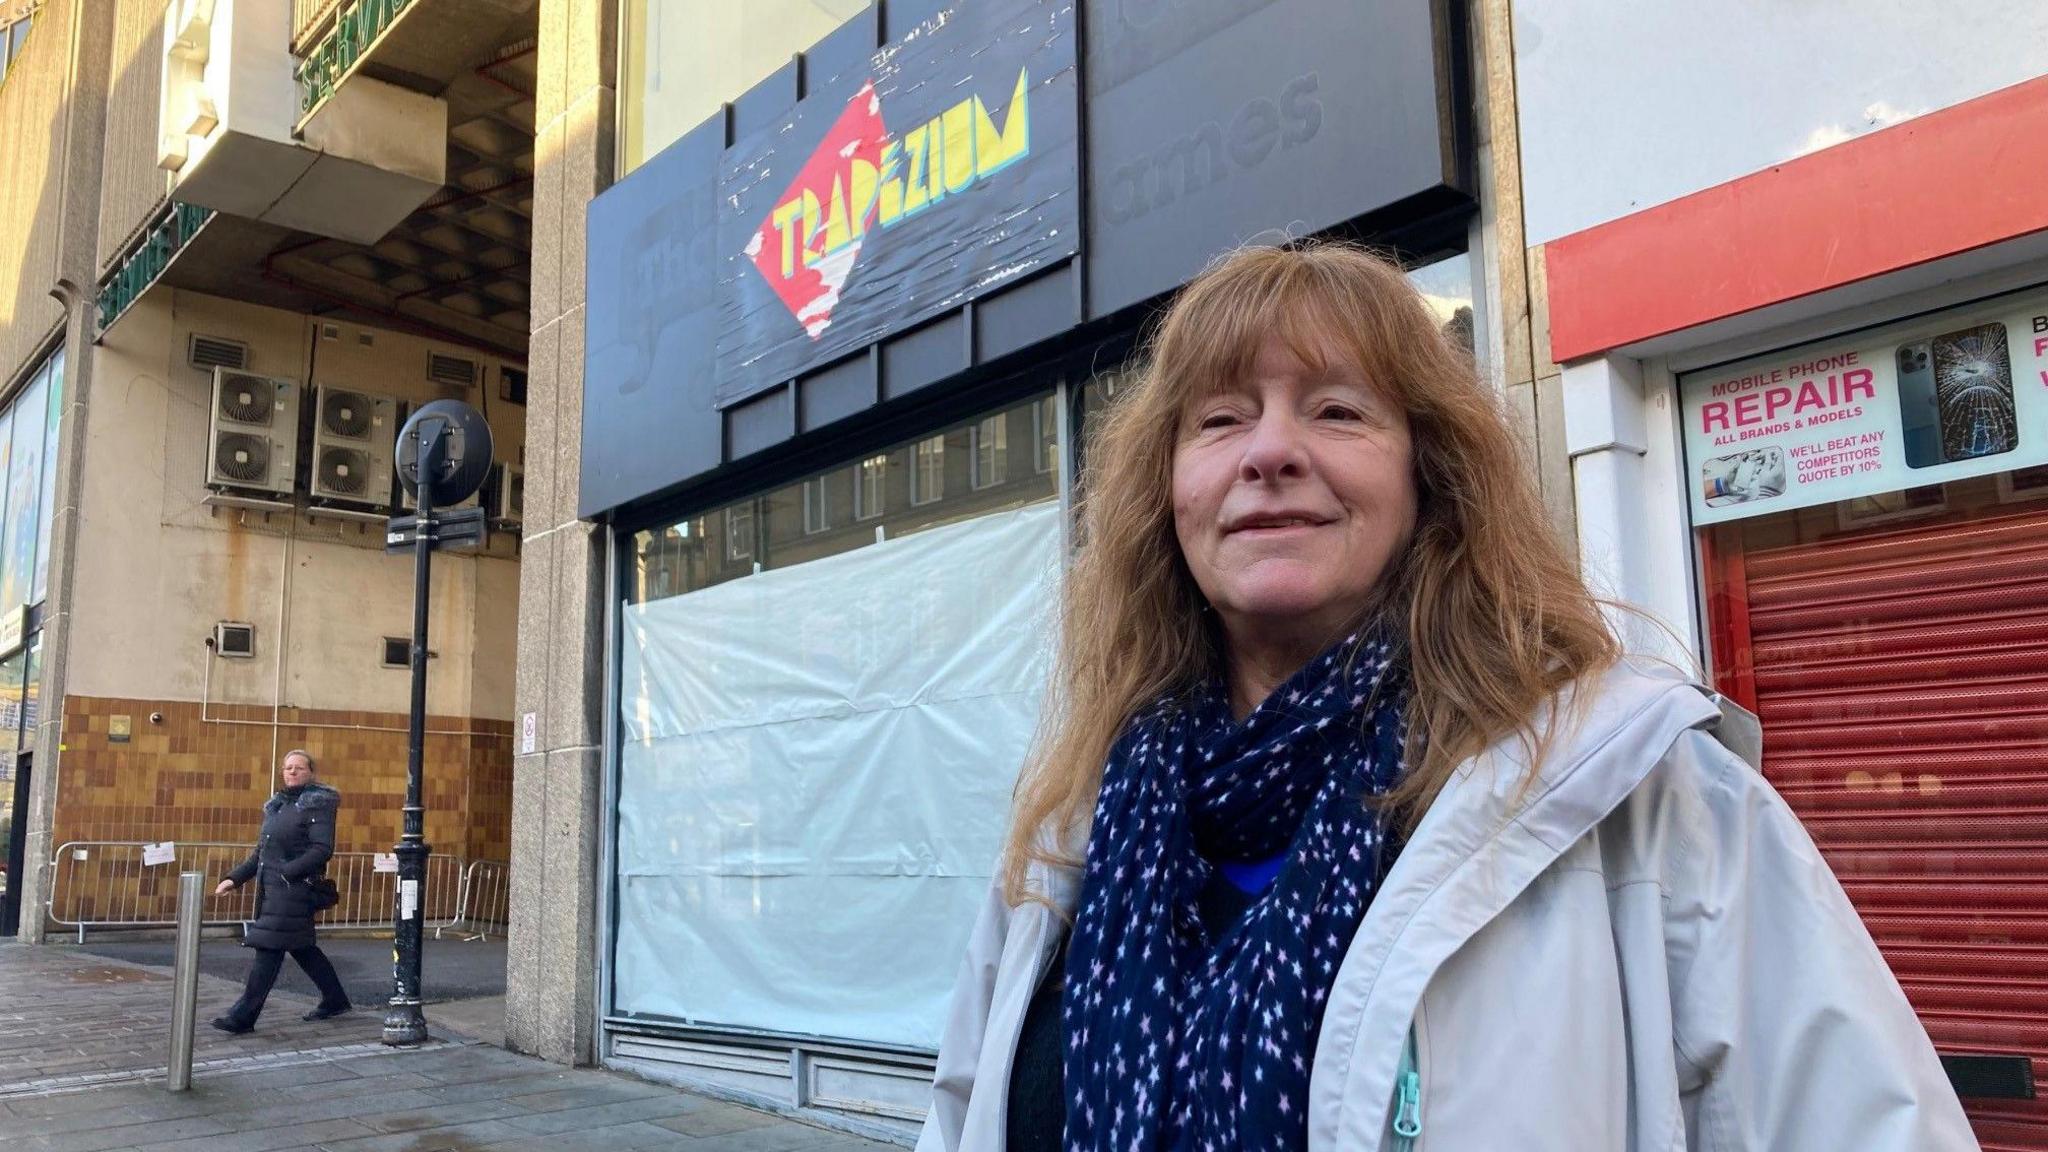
[613,501,1059,1049]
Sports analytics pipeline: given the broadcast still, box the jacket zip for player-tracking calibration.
[1390,1021,1423,1151]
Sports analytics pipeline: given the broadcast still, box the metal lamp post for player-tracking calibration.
[382,400,493,1047]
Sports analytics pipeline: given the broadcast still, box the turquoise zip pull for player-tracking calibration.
[1391,1023,1423,1150]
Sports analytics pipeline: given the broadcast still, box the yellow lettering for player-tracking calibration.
[926,114,946,204]
[877,140,904,225]
[973,68,1031,176]
[822,173,853,255]
[849,158,880,237]
[941,99,976,193]
[799,187,823,266]
[903,124,930,214]
[771,198,805,278]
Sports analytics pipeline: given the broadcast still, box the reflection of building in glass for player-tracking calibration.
[631,393,1060,606]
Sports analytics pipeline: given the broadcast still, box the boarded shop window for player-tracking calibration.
[615,392,1061,1049]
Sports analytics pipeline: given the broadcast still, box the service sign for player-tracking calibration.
[714,0,1080,403]
[1680,289,2048,526]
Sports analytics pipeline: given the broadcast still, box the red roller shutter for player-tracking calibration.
[1710,505,2048,1151]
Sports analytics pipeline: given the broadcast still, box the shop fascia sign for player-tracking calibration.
[1680,287,2048,525]
[714,0,1079,402]
[745,68,1034,339]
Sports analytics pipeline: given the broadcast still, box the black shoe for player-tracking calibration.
[210,1016,253,1034]
[303,1004,352,1022]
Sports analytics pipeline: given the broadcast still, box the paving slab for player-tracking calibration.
[0,941,915,1150]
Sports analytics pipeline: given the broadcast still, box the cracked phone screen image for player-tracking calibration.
[1931,322,2015,462]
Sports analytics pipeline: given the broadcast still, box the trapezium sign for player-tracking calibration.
[713,0,1079,404]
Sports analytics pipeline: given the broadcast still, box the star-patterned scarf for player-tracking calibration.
[1062,627,1410,1152]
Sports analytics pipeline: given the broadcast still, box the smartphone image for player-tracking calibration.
[1702,446,1786,508]
[1895,341,1942,469]
[1931,321,2015,462]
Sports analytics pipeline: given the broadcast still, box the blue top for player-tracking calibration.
[1217,850,1288,894]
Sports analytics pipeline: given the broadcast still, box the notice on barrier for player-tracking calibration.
[1680,286,2048,525]
[141,842,176,867]
[373,853,399,874]
[400,879,418,920]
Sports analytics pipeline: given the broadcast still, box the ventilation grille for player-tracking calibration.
[319,389,374,439]
[500,366,528,405]
[214,622,254,658]
[189,334,249,372]
[317,447,374,496]
[213,432,272,482]
[216,372,274,426]
[428,352,478,389]
[382,637,409,668]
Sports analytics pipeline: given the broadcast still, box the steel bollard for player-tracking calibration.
[167,870,204,1091]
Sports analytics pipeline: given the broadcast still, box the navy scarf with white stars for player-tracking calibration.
[1062,628,1409,1152]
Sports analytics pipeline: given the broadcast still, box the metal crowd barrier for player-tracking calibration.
[433,859,509,942]
[47,841,501,943]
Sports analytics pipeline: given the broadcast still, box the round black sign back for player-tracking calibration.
[396,399,494,507]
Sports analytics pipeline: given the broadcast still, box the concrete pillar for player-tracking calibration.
[503,0,615,1064]
[16,0,116,944]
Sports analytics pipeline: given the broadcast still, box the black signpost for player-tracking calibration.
[381,400,493,1047]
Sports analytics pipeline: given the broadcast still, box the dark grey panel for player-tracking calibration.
[882,0,949,40]
[798,352,877,432]
[729,58,800,141]
[881,313,967,400]
[1085,0,1469,318]
[579,117,725,518]
[727,384,795,459]
[804,6,881,92]
[976,262,1077,362]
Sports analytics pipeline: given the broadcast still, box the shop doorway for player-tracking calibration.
[1704,478,2048,1146]
[2,751,28,937]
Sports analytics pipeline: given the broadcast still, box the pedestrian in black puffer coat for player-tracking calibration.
[211,749,352,1032]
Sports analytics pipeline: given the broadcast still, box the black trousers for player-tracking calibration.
[225,944,349,1026]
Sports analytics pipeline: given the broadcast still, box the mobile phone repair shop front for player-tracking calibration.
[1535,78,2048,1146]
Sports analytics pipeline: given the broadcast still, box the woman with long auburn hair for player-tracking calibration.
[916,242,1975,1152]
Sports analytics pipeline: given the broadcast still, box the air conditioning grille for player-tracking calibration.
[215,432,272,483]
[320,389,374,438]
[317,447,372,496]
[217,374,273,425]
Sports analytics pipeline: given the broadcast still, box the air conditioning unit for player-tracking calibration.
[308,384,400,507]
[486,461,523,527]
[205,368,298,496]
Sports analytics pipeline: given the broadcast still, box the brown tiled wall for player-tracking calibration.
[53,696,514,864]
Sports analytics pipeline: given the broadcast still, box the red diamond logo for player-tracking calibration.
[743,82,890,340]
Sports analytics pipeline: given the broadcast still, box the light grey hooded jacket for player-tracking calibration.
[917,661,1979,1151]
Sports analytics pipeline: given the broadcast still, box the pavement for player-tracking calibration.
[0,942,910,1151]
[76,937,510,1015]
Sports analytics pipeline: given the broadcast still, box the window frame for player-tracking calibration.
[854,454,888,521]
[724,504,754,562]
[970,416,1007,491]
[802,475,830,535]
[909,435,945,507]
